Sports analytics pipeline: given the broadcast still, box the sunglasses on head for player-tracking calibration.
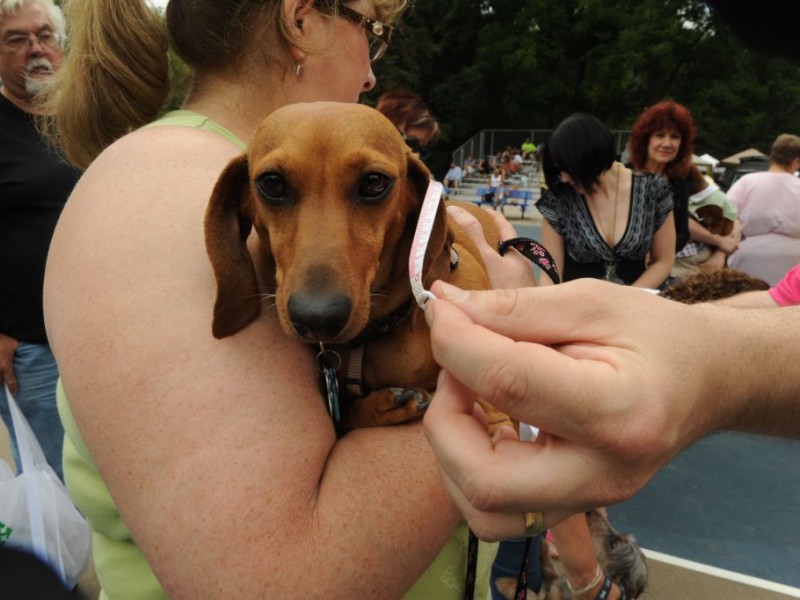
[403,136,431,160]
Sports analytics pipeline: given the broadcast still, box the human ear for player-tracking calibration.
[283,0,317,65]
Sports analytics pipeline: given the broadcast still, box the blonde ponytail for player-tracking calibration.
[44,0,169,169]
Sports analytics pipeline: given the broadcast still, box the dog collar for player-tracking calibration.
[347,298,414,348]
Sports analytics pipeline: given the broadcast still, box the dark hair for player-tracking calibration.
[166,1,288,74]
[547,113,616,194]
[627,99,696,178]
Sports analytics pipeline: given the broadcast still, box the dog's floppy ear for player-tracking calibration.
[204,154,261,339]
[406,150,453,282]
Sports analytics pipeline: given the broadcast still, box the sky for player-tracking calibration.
[147,0,168,11]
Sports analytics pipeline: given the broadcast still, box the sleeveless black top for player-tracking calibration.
[536,172,674,284]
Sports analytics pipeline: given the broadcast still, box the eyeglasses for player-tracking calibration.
[336,3,393,63]
[1,30,61,53]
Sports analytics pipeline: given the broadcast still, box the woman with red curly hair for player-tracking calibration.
[627,100,696,252]
[628,100,743,276]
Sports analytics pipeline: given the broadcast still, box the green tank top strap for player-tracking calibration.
[144,110,247,150]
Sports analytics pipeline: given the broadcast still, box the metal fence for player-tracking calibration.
[452,129,631,166]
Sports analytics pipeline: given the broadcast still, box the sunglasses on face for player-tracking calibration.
[403,136,431,160]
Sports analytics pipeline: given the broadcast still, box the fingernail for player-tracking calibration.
[491,428,504,445]
[438,281,469,300]
[436,369,446,389]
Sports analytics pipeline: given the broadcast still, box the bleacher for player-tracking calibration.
[444,159,543,221]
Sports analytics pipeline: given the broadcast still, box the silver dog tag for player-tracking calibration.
[316,343,341,423]
[323,365,341,422]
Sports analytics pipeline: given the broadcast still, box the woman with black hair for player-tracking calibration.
[536,113,676,288]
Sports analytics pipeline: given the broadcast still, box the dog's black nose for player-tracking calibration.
[288,293,352,341]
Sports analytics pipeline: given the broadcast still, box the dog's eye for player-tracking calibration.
[255,172,289,204]
[358,172,393,203]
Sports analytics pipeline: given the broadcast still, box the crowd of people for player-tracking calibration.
[453,100,799,298]
[445,144,542,211]
[2,0,799,599]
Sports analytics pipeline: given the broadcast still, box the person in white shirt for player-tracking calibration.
[727,133,800,285]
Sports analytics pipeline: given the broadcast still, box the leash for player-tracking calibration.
[407,182,564,599]
[313,183,565,596]
[513,535,534,600]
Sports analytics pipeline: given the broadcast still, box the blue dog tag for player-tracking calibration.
[323,365,341,422]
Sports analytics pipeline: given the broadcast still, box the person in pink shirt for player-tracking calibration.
[727,134,800,285]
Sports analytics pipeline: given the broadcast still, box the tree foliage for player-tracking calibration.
[140,0,800,176]
[364,0,800,175]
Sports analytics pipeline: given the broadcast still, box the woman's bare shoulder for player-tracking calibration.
[44,123,258,389]
[79,124,242,204]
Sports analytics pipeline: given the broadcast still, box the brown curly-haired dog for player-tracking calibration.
[661,268,769,304]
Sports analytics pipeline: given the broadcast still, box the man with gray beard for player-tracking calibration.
[1,0,79,482]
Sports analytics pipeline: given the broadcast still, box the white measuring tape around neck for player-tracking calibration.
[409,180,444,309]
[407,183,542,441]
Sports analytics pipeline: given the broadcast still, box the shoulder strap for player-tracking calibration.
[144,110,247,150]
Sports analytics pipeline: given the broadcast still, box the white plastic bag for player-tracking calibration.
[0,384,91,588]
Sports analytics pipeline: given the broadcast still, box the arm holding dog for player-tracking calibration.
[688,218,741,256]
[44,124,462,598]
[423,279,800,533]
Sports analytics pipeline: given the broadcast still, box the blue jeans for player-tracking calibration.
[0,343,64,481]
[490,536,543,599]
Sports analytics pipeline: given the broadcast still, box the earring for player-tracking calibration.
[292,61,304,78]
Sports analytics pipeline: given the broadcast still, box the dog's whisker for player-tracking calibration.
[216,291,277,313]
[255,292,278,310]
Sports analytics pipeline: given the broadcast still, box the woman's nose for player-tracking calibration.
[362,68,377,92]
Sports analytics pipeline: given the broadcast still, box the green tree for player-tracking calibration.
[370,0,800,164]
[147,0,800,167]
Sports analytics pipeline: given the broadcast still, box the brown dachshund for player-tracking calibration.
[205,102,511,432]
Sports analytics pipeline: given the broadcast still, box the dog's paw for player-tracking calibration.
[342,387,431,429]
[392,387,431,411]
